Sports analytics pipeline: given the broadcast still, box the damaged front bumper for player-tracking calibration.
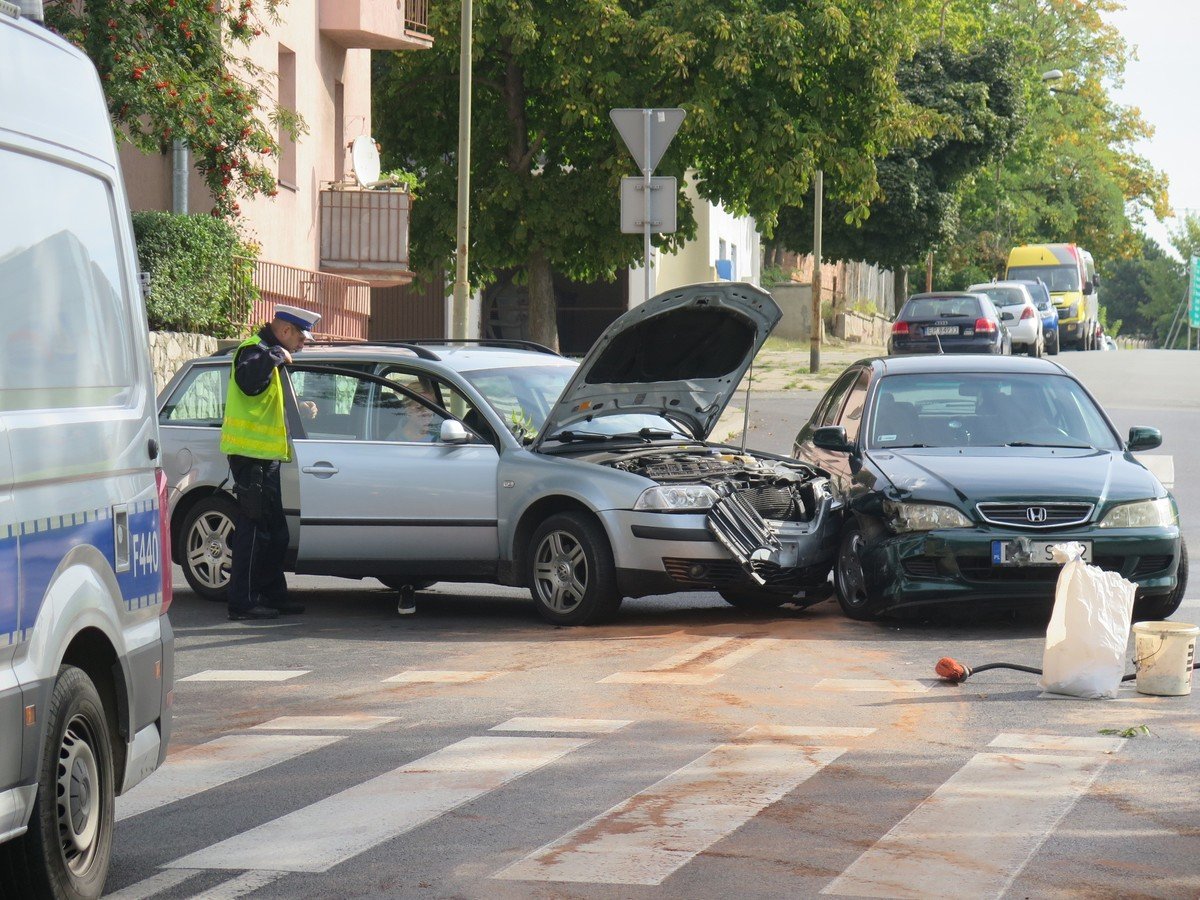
[706,478,839,588]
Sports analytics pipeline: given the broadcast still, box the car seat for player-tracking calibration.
[873,395,919,446]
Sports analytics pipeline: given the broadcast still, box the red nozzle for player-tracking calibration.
[936,657,969,682]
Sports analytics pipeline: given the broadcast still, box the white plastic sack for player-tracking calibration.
[1040,542,1137,699]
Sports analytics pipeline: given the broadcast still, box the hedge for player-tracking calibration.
[132,211,256,337]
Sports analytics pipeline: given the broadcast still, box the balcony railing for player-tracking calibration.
[233,257,371,341]
[319,186,414,287]
[406,0,429,33]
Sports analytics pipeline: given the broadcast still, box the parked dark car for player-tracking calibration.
[791,355,1187,621]
[887,292,1012,356]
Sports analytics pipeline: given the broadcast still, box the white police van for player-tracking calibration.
[0,3,174,897]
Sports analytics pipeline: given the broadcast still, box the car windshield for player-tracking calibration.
[1007,265,1081,292]
[463,365,574,437]
[868,372,1119,450]
[903,297,981,319]
[969,286,1026,307]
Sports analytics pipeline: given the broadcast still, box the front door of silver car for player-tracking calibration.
[286,367,500,577]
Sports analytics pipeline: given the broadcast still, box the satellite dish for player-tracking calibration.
[350,135,381,187]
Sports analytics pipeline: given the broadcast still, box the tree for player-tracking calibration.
[1103,237,1183,343]
[44,0,304,217]
[373,0,917,348]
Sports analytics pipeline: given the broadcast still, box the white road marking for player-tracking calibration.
[167,736,590,873]
[815,678,932,693]
[740,725,876,741]
[103,869,201,899]
[823,751,1114,899]
[644,636,735,670]
[490,717,633,734]
[599,671,724,685]
[988,732,1126,753]
[172,623,304,633]
[178,670,309,682]
[494,732,847,886]
[251,715,397,731]
[705,638,781,670]
[117,734,343,822]
[382,670,505,684]
[186,870,287,899]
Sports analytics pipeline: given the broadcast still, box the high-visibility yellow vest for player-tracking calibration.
[220,337,290,461]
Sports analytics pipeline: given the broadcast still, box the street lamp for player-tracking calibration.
[451,0,473,340]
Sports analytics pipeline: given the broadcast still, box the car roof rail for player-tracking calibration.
[401,338,562,357]
[209,339,442,361]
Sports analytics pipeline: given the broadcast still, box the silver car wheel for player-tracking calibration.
[57,715,102,876]
[186,508,234,591]
[532,530,589,613]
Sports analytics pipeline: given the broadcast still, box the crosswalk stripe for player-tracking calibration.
[117,734,343,822]
[166,735,590,873]
[815,678,932,692]
[490,717,633,734]
[644,637,735,670]
[250,715,397,731]
[988,732,1126,753]
[179,670,310,682]
[703,638,780,670]
[382,670,504,684]
[599,671,723,685]
[822,750,1114,899]
[740,725,876,741]
[186,870,287,899]
[102,868,201,900]
[494,731,847,886]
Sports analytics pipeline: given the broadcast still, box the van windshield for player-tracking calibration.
[1007,265,1080,293]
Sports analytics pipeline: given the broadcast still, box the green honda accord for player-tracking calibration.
[791,354,1186,620]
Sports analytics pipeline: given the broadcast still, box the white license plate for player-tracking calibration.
[992,540,1092,566]
[926,326,959,336]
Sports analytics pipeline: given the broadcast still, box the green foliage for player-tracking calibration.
[379,169,423,198]
[760,265,788,286]
[133,211,254,336]
[44,0,306,218]
[1103,237,1184,344]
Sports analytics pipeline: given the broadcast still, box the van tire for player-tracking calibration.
[2,667,115,900]
[180,494,239,601]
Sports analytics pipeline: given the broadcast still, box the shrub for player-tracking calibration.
[132,211,255,337]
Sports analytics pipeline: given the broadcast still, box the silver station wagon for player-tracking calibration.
[157,283,837,624]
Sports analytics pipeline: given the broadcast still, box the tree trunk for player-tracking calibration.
[527,248,558,350]
[892,266,908,317]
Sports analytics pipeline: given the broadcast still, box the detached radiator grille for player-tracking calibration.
[740,485,798,520]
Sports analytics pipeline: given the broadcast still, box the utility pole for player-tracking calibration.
[810,170,823,374]
[451,0,473,340]
[926,250,934,292]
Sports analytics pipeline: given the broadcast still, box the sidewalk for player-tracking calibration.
[712,336,886,443]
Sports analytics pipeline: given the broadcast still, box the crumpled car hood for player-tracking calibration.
[534,282,781,447]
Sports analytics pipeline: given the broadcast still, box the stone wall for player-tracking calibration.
[149,331,218,395]
[771,283,824,342]
[834,310,892,345]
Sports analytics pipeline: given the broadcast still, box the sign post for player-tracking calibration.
[1190,256,1200,334]
[611,108,685,302]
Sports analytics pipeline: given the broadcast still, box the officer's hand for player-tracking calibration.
[300,400,319,420]
[280,348,293,365]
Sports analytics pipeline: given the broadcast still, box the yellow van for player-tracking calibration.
[1005,243,1099,351]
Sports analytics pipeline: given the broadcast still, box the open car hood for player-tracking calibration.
[534,282,781,447]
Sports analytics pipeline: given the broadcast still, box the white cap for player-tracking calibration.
[274,304,321,339]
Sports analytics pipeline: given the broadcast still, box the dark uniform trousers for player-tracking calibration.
[227,454,289,612]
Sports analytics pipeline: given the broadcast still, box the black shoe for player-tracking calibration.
[228,604,280,621]
[397,587,416,616]
[267,601,306,615]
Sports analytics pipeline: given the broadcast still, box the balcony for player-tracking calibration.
[319,0,433,51]
[233,257,371,341]
[319,186,415,287]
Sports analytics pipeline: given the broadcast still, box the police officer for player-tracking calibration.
[221,304,320,620]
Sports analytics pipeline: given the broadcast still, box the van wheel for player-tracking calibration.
[834,523,880,621]
[527,512,621,625]
[1134,538,1188,620]
[2,667,115,900]
[181,495,239,601]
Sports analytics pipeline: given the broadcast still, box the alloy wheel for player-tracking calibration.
[186,508,233,591]
[532,530,589,613]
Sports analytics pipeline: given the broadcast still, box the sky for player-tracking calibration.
[1106,0,1200,256]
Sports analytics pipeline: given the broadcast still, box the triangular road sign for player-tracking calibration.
[610,108,685,173]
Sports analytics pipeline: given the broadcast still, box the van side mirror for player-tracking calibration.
[813,425,856,454]
[1082,282,1094,296]
[440,420,472,444]
[1127,426,1161,452]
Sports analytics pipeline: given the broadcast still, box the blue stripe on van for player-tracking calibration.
[1,503,162,646]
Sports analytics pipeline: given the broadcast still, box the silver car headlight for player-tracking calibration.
[884,500,972,532]
[1099,498,1177,529]
[634,484,719,512]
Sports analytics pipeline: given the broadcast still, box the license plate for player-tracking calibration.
[991,540,1092,566]
[926,326,959,336]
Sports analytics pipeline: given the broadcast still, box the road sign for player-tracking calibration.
[619,176,677,234]
[610,108,685,173]
[1190,256,1200,328]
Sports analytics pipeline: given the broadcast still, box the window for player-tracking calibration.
[333,80,345,182]
[378,366,499,447]
[277,46,297,188]
[160,367,228,426]
[291,370,449,443]
[464,365,574,438]
[818,370,859,427]
[838,369,871,443]
[0,149,135,411]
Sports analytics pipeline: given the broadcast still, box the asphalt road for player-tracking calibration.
[104,348,1200,900]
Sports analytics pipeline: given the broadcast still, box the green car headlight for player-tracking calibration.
[884,501,973,532]
[634,484,719,512]
[1099,498,1177,529]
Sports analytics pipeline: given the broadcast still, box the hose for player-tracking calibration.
[935,656,1200,684]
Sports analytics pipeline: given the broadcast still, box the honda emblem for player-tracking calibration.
[1026,506,1048,523]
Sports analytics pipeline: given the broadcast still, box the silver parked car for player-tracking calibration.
[158,283,838,624]
[966,281,1045,357]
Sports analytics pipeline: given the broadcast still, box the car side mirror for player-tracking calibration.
[1082,282,1094,296]
[439,419,472,444]
[1127,426,1161,452]
[813,425,856,454]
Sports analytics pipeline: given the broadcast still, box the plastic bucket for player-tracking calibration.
[1131,621,1199,696]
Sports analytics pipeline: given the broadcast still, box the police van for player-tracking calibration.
[0,3,174,897]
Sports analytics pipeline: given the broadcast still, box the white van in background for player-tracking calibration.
[0,4,174,897]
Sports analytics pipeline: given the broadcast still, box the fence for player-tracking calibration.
[405,0,429,32]
[232,257,371,340]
